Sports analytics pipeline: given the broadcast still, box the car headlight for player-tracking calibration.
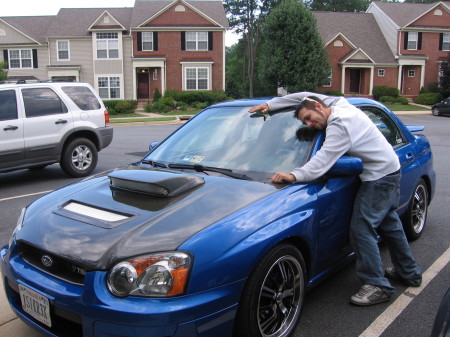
[8,207,26,248]
[107,252,192,297]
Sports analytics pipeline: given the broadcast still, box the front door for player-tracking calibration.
[137,72,149,99]
[349,69,361,93]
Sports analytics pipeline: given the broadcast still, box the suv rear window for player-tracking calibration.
[62,86,101,111]
[0,90,18,121]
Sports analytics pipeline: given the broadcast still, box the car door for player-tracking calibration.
[0,88,24,168]
[19,86,73,160]
[358,105,416,209]
[441,98,450,114]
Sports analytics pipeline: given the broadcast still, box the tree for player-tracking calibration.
[259,1,330,93]
[307,0,370,12]
[224,0,282,97]
[0,61,7,82]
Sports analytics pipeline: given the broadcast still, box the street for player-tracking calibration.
[0,116,449,337]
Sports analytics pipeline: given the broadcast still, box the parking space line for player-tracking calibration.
[0,191,52,202]
[359,246,450,337]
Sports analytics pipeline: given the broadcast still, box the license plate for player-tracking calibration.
[19,284,52,327]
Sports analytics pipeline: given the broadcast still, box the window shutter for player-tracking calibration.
[208,32,213,51]
[153,32,158,51]
[439,33,443,50]
[181,32,185,50]
[404,32,408,50]
[418,32,422,50]
[3,50,8,68]
[32,49,38,68]
[137,32,142,51]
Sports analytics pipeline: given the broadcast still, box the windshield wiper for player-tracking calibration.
[141,159,167,168]
[168,163,253,181]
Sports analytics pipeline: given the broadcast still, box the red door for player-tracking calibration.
[137,73,149,99]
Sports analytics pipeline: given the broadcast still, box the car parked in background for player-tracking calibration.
[1,97,435,337]
[0,82,113,177]
[432,96,450,116]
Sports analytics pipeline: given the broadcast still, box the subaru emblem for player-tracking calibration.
[41,255,53,268]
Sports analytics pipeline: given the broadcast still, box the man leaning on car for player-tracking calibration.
[249,92,422,306]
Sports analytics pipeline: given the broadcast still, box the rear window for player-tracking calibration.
[62,86,101,111]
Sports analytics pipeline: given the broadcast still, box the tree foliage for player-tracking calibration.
[0,61,8,81]
[307,0,370,12]
[259,1,330,93]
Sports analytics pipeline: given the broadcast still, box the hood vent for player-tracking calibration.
[109,169,205,197]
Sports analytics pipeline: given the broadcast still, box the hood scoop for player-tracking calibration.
[109,168,205,197]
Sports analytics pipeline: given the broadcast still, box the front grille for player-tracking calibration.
[19,243,86,285]
[5,278,83,337]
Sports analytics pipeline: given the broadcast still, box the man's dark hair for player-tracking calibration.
[294,96,328,119]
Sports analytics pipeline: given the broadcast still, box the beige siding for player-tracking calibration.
[94,60,122,74]
[0,21,36,44]
[122,37,134,99]
[5,48,49,81]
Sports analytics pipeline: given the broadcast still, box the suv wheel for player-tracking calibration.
[60,138,98,177]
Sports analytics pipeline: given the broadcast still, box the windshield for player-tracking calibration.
[144,106,316,180]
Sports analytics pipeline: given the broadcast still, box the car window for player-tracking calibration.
[0,90,18,121]
[22,88,68,117]
[358,106,406,147]
[146,106,313,177]
[62,86,101,111]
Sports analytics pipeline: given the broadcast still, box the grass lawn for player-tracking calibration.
[110,117,177,124]
[385,104,430,111]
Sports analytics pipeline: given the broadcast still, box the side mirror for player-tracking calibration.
[149,141,159,151]
[327,156,363,177]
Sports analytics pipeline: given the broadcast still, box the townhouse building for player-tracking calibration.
[0,0,228,101]
[315,1,450,98]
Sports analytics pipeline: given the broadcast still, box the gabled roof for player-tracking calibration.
[371,1,450,28]
[0,16,54,44]
[88,10,127,31]
[313,11,396,65]
[46,8,134,37]
[131,0,228,28]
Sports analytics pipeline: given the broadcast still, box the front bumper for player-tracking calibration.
[1,246,241,337]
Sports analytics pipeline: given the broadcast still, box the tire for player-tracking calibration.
[432,107,440,116]
[402,179,428,241]
[60,138,98,177]
[234,244,306,337]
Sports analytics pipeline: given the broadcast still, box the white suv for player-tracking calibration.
[0,82,113,177]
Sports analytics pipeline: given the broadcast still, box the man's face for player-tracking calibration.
[298,106,327,130]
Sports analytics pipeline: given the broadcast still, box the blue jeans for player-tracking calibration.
[349,171,422,295]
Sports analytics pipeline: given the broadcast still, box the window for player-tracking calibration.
[186,32,208,51]
[323,71,332,87]
[0,90,18,121]
[443,33,450,51]
[96,33,119,59]
[9,49,32,69]
[62,86,101,110]
[57,40,70,60]
[22,88,68,117]
[407,32,418,50]
[185,67,208,90]
[359,106,405,147]
[408,70,415,77]
[378,69,385,77]
[98,76,120,99]
[142,32,153,51]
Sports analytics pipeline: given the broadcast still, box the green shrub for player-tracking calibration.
[114,100,135,114]
[379,96,396,103]
[103,100,136,114]
[153,96,176,113]
[372,86,399,101]
[395,97,409,105]
[153,88,162,102]
[414,92,443,105]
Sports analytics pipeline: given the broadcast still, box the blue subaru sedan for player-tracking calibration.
[1,98,435,337]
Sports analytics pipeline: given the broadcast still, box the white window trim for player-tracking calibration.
[378,69,385,77]
[57,40,70,61]
[181,63,212,91]
[8,49,33,69]
[95,74,124,99]
[407,32,418,50]
[443,33,450,51]
[94,32,121,60]
[142,32,153,51]
[185,32,208,51]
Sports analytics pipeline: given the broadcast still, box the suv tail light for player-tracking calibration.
[104,110,110,125]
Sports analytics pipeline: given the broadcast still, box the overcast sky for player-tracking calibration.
[2,0,239,46]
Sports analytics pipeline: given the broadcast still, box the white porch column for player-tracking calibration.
[161,63,166,95]
[420,64,425,90]
[341,65,346,94]
[369,67,374,96]
[397,64,403,91]
[132,67,137,100]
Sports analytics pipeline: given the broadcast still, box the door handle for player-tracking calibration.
[405,153,414,161]
[55,119,68,124]
[3,125,18,131]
